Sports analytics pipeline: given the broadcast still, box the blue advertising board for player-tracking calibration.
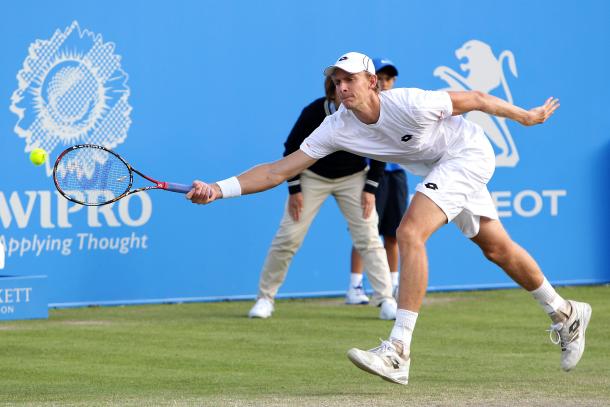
[0,275,48,320]
[0,1,609,308]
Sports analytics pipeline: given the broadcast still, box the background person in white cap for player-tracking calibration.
[186,51,591,385]
[348,57,408,302]
[247,75,397,320]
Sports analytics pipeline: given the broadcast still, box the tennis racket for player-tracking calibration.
[53,144,192,206]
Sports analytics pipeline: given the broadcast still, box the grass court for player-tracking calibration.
[1,285,608,406]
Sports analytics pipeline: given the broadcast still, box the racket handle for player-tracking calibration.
[164,182,192,194]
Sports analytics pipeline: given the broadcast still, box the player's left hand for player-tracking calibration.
[186,180,219,204]
[523,97,560,126]
[361,191,375,219]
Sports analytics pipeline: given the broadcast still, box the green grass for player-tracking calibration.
[0,286,608,406]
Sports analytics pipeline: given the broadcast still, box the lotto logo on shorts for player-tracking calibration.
[9,21,132,177]
[425,183,438,190]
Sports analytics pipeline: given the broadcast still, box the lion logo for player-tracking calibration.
[434,40,519,167]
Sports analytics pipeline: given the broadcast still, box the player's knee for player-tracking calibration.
[396,223,424,250]
[481,242,512,266]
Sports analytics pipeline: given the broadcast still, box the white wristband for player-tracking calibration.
[216,176,242,198]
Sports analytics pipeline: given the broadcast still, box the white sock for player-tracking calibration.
[390,271,399,286]
[389,309,418,349]
[530,277,567,315]
[350,273,363,288]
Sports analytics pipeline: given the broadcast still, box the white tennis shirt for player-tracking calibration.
[300,88,487,176]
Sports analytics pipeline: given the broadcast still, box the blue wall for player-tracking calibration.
[1,0,609,307]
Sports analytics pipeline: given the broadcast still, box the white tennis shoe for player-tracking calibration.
[345,284,370,305]
[347,340,410,385]
[248,298,274,319]
[548,300,592,371]
[379,298,397,320]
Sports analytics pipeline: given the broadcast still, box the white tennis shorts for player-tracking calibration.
[415,132,498,238]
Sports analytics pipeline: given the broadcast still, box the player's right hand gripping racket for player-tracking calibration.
[53,144,192,206]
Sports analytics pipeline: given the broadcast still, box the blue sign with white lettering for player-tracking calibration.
[0,0,608,307]
[0,275,48,320]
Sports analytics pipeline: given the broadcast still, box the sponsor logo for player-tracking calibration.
[0,287,32,304]
[0,286,32,316]
[5,22,150,262]
[569,319,580,335]
[491,189,566,218]
[9,21,132,177]
[432,41,568,220]
[435,40,519,167]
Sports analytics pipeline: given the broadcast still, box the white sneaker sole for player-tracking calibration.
[347,349,409,385]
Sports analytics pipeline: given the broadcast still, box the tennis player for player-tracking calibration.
[187,52,591,385]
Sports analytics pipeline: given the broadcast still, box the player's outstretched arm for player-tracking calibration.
[238,150,316,195]
[449,91,560,126]
[187,150,317,205]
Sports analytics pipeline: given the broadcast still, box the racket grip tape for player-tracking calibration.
[164,182,192,193]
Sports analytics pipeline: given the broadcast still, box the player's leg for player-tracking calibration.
[471,217,591,371]
[250,171,331,318]
[346,192,446,384]
[393,192,446,312]
[347,145,493,384]
[470,217,544,290]
[333,170,394,313]
[373,192,443,371]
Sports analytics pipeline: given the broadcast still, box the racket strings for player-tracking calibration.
[55,148,131,205]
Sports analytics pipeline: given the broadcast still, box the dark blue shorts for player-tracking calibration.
[376,170,408,237]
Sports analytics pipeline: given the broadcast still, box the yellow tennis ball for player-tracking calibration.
[29,148,47,166]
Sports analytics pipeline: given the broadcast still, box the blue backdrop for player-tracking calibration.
[1,0,609,307]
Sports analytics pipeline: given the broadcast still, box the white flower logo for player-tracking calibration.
[10,21,132,176]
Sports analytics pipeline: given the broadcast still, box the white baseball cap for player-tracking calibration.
[324,52,376,76]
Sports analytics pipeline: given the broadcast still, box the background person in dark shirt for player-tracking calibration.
[248,76,397,320]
